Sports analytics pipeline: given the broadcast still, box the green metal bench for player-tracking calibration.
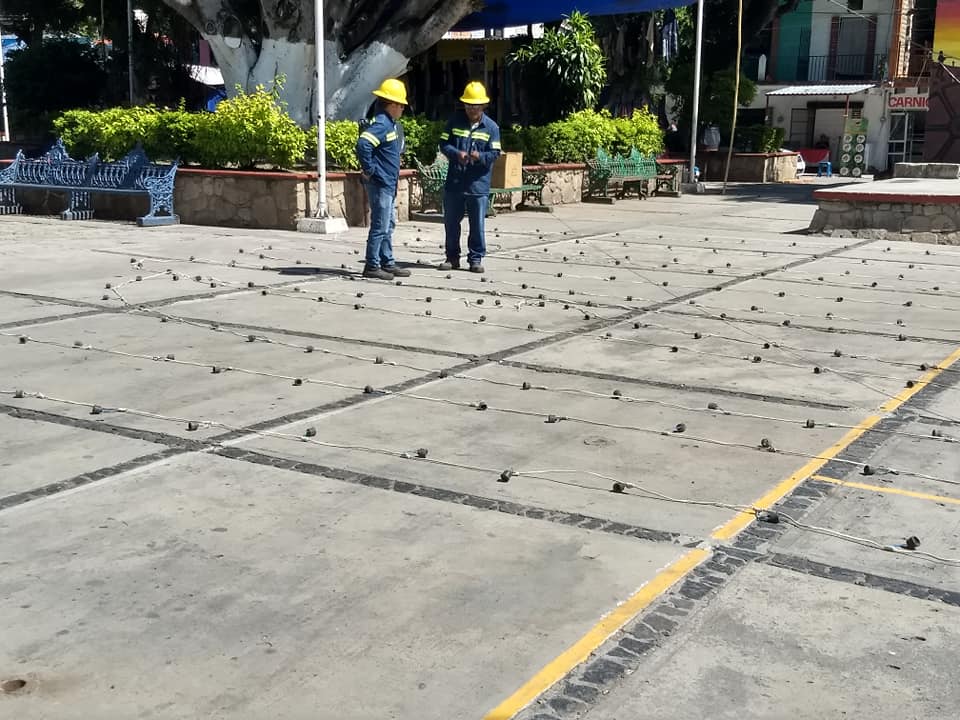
[489,168,549,215]
[586,148,663,202]
[415,155,548,216]
[415,155,448,213]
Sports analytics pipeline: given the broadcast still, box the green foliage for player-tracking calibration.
[55,105,199,161]
[399,115,446,166]
[55,85,306,169]
[4,40,107,134]
[737,126,786,153]
[321,121,361,171]
[192,82,306,169]
[508,11,607,124]
[503,109,664,165]
[610,109,665,157]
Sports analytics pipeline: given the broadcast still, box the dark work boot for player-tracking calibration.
[438,258,461,271]
[384,265,411,277]
[469,263,485,274]
[362,267,394,281]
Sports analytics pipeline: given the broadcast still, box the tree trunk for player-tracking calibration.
[161,0,480,125]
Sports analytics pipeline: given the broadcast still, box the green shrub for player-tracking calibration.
[737,126,786,153]
[192,83,306,169]
[322,121,360,170]
[610,109,665,157]
[399,115,446,166]
[56,105,201,163]
[502,109,664,165]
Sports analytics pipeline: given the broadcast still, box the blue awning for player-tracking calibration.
[455,1,694,31]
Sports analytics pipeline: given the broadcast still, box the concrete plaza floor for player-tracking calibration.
[1,184,958,719]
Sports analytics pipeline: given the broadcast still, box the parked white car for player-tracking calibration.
[782,149,806,178]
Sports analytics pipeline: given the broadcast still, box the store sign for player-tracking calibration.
[888,94,929,110]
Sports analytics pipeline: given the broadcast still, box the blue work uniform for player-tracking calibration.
[356,112,405,270]
[439,111,502,265]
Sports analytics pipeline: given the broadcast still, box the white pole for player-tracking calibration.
[0,26,10,142]
[689,0,704,184]
[127,0,135,105]
[314,0,328,218]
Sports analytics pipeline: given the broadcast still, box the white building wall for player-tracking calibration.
[810,0,894,70]
[766,87,894,172]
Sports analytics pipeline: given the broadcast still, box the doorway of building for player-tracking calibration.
[888,111,926,167]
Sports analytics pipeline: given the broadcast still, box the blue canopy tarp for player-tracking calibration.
[455,0,694,31]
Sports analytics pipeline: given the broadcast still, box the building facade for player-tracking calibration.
[745,0,936,174]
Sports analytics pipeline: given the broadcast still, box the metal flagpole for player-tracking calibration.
[297,0,345,232]
[314,0,328,218]
[689,0,704,185]
[0,23,10,142]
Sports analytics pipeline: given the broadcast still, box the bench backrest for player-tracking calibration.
[0,138,177,191]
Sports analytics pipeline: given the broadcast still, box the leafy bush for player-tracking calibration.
[508,11,607,124]
[737,126,786,153]
[56,105,200,162]
[321,121,360,170]
[611,109,665,157]
[192,83,306,169]
[503,109,663,164]
[399,115,446,166]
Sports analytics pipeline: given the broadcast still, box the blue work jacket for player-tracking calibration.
[356,112,404,191]
[439,111,502,196]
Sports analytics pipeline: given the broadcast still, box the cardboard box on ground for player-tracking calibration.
[492,152,523,189]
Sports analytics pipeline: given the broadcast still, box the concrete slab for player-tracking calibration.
[1,313,455,440]
[512,311,950,411]
[0,295,91,327]
[771,421,960,591]
[234,365,863,540]
[581,562,960,720]
[667,270,960,343]
[0,453,684,720]
[0,414,162,497]
[165,278,612,357]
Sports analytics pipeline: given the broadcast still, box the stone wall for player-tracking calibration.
[894,163,960,180]
[700,153,799,183]
[537,166,585,205]
[810,200,960,244]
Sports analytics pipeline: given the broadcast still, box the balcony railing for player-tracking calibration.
[795,53,887,83]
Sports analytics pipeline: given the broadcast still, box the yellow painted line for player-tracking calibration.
[482,547,709,720]
[712,344,960,543]
[814,475,960,506]
[485,345,960,719]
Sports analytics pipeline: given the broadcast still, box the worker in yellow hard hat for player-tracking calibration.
[355,78,409,281]
[438,81,501,274]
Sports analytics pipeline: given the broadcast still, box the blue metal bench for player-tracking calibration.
[0,139,179,226]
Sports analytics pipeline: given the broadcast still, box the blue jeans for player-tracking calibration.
[444,192,488,265]
[365,181,397,269]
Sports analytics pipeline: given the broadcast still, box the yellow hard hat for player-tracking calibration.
[460,81,490,105]
[372,78,408,105]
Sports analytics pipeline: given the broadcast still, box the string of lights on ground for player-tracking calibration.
[3,218,959,567]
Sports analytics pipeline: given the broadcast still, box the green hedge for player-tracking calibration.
[503,109,664,164]
[53,101,664,171]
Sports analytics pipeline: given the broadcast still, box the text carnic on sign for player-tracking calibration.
[888,94,929,110]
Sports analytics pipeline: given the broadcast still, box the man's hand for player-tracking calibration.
[470,150,481,161]
[458,151,470,165]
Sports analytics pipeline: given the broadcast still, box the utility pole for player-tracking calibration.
[0,21,10,142]
[297,0,348,234]
[689,0,704,186]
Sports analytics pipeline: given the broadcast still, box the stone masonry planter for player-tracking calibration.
[699,152,799,183]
